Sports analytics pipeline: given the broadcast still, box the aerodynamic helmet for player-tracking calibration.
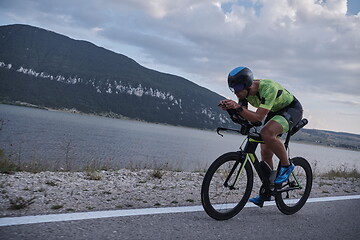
[227,66,253,92]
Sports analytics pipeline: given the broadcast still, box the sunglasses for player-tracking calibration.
[230,84,245,93]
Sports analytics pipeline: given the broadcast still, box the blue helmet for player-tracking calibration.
[227,67,253,91]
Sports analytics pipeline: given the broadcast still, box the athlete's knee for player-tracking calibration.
[260,127,277,142]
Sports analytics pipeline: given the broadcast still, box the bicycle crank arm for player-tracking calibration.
[276,186,302,193]
[223,182,238,190]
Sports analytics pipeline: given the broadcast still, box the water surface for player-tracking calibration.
[0,104,359,173]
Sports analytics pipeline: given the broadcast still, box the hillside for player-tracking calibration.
[0,24,231,129]
[292,128,360,151]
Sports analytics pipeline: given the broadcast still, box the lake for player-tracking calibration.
[0,104,359,173]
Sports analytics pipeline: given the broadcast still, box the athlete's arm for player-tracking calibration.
[221,99,269,122]
[239,107,269,122]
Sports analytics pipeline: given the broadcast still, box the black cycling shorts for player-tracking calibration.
[264,97,303,133]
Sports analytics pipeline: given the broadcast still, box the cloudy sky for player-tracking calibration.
[1,0,359,134]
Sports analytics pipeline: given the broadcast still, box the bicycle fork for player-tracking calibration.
[223,152,263,190]
[223,153,249,190]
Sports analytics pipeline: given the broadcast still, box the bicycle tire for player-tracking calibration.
[275,157,312,215]
[201,152,253,220]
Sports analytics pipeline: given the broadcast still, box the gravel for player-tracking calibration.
[1,169,359,217]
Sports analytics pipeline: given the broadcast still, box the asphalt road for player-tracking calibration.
[1,198,359,240]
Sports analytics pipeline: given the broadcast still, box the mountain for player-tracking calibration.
[0,24,231,129]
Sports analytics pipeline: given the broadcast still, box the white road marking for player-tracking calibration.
[1,195,359,227]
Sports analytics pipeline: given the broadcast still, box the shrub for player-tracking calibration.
[9,196,35,210]
[45,180,58,186]
[152,170,164,179]
[51,204,63,210]
[0,157,21,174]
[321,169,360,179]
[86,171,102,180]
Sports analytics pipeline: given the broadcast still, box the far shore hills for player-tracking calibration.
[2,101,360,152]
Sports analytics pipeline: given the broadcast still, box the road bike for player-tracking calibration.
[201,110,312,220]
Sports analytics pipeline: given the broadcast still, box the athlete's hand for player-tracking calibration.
[219,99,240,110]
[218,100,226,110]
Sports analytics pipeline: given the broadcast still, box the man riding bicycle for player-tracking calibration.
[219,66,303,207]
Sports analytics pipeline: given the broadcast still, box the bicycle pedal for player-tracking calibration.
[289,181,297,187]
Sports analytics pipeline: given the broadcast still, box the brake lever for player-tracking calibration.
[216,127,224,137]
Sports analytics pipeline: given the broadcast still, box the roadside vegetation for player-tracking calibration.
[9,196,36,210]
[1,147,359,178]
[1,161,359,214]
[320,168,360,179]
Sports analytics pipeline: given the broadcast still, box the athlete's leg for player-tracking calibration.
[260,144,274,169]
[260,120,290,166]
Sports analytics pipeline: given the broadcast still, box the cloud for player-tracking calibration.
[330,99,360,107]
[88,0,360,97]
[0,0,359,96]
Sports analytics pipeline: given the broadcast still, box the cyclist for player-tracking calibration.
[219,66,303,207]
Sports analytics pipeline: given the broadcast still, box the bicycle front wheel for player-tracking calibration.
[275,157,313,215]
[201,152,253,220]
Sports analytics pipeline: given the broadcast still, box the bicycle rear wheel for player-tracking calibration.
[201,152,253,220]
[275,157,312,215]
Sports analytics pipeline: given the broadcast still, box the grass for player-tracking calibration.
[1,144,185,174]
[1,147,359,181]
[9,196,36,210]
[152,169,164,179]
[86,171,102,180]
[51,204,64,210]
[45,180,58,186]
[0,156,21,174]
[319,181,333,187]
[0,143,88,173]
[0,151,50,174]
[320,168,360,179]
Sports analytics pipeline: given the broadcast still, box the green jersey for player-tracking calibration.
[242,79,294,112]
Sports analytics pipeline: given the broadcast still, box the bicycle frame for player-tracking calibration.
[223,131,302,196]
[244,135,274,192]
[218,118,309,196]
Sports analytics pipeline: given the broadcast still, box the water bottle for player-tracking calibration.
[290,118,308,135]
